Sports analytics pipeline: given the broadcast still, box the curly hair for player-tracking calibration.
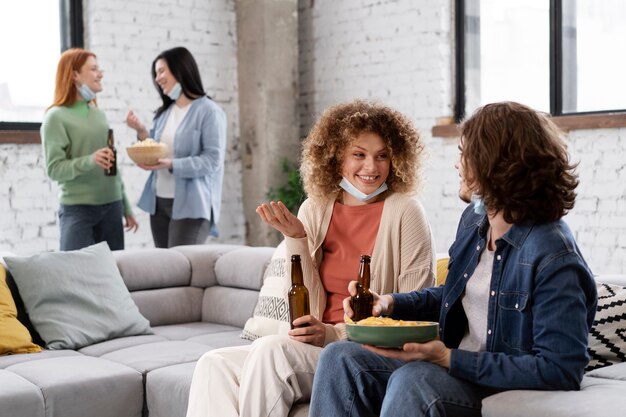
[300,100,425,200]
[461,101,579,224]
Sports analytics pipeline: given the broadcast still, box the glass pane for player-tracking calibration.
[464,0,550,117]
[561,0,626,113]
[0,2,61,123]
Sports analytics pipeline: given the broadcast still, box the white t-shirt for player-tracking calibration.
[156,102,192,198]
[458,244,494,352]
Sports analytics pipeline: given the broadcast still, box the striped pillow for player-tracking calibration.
[240,241,291,341]
[586,282,626,371]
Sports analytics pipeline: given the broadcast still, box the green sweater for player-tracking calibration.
[41,101,132,215]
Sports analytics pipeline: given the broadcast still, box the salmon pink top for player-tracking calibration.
[319,200,384,324]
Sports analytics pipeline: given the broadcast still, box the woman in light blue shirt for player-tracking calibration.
[126,46,226,248]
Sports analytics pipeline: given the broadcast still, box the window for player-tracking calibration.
[456,0,626,121]
[0,0,82,128]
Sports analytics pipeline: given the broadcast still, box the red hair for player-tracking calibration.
[49,48,96,109]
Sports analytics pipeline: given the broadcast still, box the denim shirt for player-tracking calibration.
[392,205,597,391]
[138,97,226,227]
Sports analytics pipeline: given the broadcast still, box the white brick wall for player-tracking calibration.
[0,0,244,255]
[3,0,626,275]
[297,0,626,275]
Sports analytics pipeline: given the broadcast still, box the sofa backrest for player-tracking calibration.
[113,244,275,329]
[200,246,274,328]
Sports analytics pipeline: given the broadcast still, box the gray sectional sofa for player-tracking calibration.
[0,243,275,417]
[2,243,625,417]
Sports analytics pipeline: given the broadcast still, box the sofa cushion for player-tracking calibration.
[7,356,143,417]
[100,340,211,373]
[4,242,152,350]
[78,334,168,357]
[0,264,41,355]
[173,244,242,288]
[202,286,260,328]
[481,373,626,417]
[152,322,242,341]
[131,287,204,326]
[0,369,45,417]
[241,241,291,341]
[0,349,82,369]
[214,246,274,290]
[187,330,252,349]
[114,248,191,291]
[146,362,197,417]
[586,282,626,371]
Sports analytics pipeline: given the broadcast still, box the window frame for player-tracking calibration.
[0,0,83,143]
[454,0,626,123]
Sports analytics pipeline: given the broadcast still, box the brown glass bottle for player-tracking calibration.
[350,255,374,321]
[104,129,117,176]
[288,254,310,329]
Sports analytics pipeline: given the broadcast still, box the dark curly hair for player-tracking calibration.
[461,101,578,224]
[301,100,425,200]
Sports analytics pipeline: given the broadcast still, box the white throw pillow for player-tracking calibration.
[586,282,626,371]
[241,240,291,340]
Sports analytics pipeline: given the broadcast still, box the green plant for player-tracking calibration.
[266,158,306,214]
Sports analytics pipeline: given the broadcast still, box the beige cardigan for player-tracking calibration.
[285,192,436,345]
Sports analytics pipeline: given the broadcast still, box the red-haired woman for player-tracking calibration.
[41,48,137,251]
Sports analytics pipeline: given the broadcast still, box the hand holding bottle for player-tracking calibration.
[92,147,115,170]
[288,315,326,347]
[343,281,395,320]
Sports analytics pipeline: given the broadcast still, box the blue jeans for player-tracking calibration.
[309,341,500,417]
[58,201,124,251]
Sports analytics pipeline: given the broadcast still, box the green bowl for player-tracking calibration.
[346,321,439,348]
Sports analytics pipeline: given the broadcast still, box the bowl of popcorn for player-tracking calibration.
[345,316,439,348]
[126,138,168,166]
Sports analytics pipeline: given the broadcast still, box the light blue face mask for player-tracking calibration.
[339,177,388,202]
[471,193,487,216]
[166,82,182,100]
[77,83,97,101]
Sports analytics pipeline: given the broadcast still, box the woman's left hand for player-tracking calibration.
[124,215,139,232]
[362,340,451,369]
[137,158,173,171]
[288,315,326,347]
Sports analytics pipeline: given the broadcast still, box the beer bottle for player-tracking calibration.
[288,254,310,329]
[104,129,117,176]
[350,255,374,321]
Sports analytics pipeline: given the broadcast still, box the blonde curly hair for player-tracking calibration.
[300,100,425,200]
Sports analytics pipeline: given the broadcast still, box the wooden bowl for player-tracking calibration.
[126,144,168,166]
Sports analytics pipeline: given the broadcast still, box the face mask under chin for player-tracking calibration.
[339,177,388,202]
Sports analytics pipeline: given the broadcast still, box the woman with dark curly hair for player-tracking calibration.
[309,101,597,417]
[186,100,436,417]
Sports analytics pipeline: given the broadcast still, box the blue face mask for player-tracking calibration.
[471,193,487,216]
[77,83,97,102]
[339,177,389,202]
[166,82,182,100]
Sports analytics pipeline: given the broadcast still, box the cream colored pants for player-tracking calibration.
[186,335,322,417]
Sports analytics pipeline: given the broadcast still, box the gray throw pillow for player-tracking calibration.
[4,242,152,350]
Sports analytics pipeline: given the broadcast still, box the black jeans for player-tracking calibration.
[150,197,210,248]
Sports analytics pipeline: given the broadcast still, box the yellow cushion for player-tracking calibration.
[436,257,449,286]
[0,264,42,355]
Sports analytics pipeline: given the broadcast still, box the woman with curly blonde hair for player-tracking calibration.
[186,99,435,417]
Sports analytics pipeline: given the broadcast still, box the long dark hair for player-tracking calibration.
[151,46,211,118]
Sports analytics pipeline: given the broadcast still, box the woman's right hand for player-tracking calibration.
[343,280,394,320]
[126,110,148,140]
[256,201,306,239]
[92,147,114,169]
